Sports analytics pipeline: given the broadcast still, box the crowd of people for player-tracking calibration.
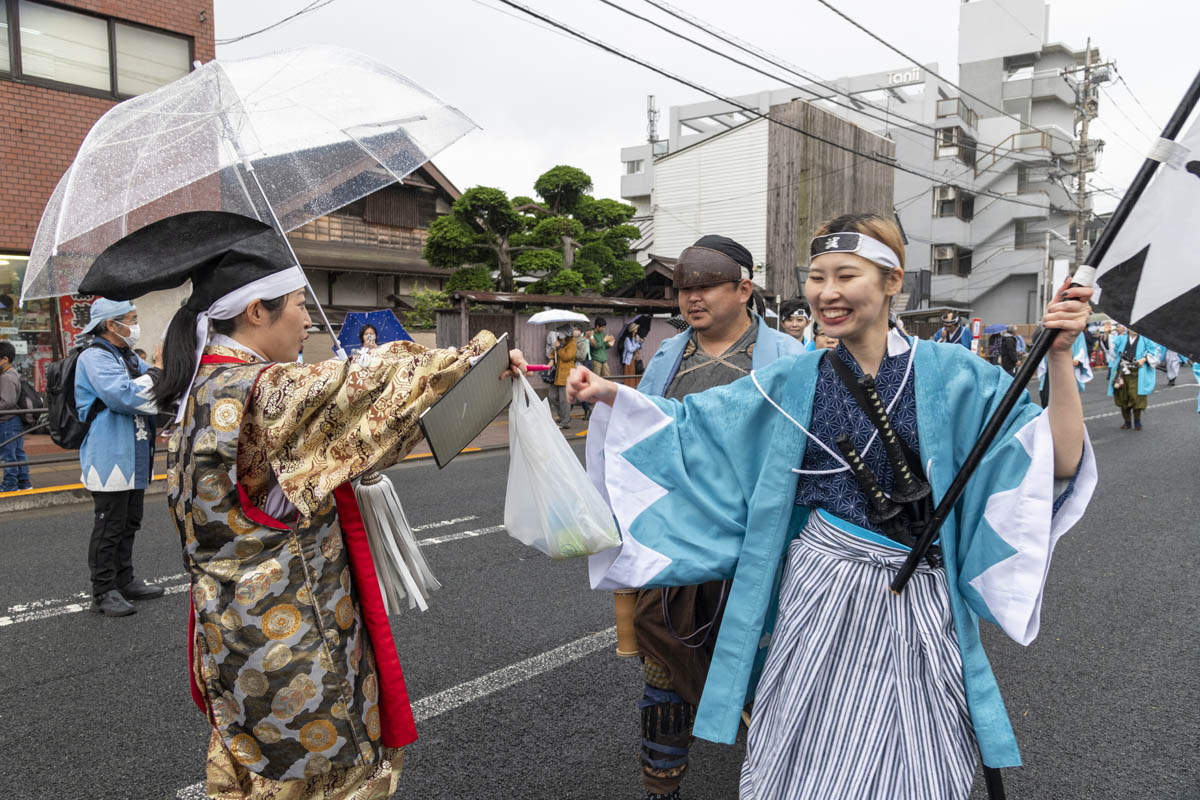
[0,204,1190,800]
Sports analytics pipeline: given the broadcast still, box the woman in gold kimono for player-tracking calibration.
[79,211,526,799]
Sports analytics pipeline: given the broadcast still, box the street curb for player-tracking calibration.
[0,429,589,514]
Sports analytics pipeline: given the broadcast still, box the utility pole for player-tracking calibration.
[1073,40,1095,271]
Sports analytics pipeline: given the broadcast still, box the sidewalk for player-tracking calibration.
[0,407,591,512]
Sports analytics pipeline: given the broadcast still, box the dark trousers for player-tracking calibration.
[88,489,145,596]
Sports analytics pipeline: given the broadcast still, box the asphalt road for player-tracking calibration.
[0,377,1196,800]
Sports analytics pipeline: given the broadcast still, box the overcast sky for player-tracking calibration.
[213,0,1200,214]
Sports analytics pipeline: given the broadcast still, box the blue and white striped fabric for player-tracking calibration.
[739,510,976,800]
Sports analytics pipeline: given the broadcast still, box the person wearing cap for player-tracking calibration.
[779,298,810,343]
[570,213,1097,800]
[933,309,972,349]
[615,235,803,800]
[74,297,164,617]
[78,211,526,798]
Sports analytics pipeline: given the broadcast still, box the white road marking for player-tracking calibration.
[418,525,505,546]
[1084,395,1196,421]
[0,520,504,629]
[174,627,617,799]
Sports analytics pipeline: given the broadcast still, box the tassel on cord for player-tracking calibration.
[352,471,441,613]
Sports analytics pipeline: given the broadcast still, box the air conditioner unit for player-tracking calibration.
[934,245,957,261]
[935,186,958,202]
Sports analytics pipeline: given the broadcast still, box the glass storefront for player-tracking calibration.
[0,254,57,391]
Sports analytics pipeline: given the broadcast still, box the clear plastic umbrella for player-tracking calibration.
[21,45,476,353]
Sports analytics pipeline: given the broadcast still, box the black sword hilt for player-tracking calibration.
[856,375,931,505]
[835,434,902,525]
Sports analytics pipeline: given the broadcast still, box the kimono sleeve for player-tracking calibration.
[238,332,496,517]
[586,381,764,591]
[77,348,157,416]
[949,354,1098,645]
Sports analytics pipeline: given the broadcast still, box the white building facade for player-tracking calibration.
[619,0,1098,323]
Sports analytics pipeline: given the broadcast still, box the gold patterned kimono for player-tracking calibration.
[167,333,496,798]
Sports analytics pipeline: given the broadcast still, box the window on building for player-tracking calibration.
[2,2,192,97]
[932,244,971,277]
[18,1,111,91]
[932,186,975,221]
[0,3,10,73]
[936,127,976,166]
[626,159,644,175]
[1014,219,1044,249]
[115,23,189,96]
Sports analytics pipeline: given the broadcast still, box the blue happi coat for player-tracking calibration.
[933,324,972,348]
[1037,334,1093,392]
[75,339,158,491]
[636,313,805,397]
[1105,333,1161,397]
[586,336,1097,768]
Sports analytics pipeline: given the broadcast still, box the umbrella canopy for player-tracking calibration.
[527,309,591,325]
[22,45,475,302]
[617,313,652,345]
[338,309,413,353]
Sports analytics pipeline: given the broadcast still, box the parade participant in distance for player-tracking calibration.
[808,321,838,351]
[78,211,524,800]
[570,213,1096,800]
[75,297,165,617]
[779,299,810,343]
[1107,327,1161,430]
[933,309,972,348]
[629,235,803,800]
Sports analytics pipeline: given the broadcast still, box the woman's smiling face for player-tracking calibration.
[804,252,901,342]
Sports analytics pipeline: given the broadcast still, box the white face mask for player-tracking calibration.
[117,322,141,348]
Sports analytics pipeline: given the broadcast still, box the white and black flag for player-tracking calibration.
[1095,111,1200,360]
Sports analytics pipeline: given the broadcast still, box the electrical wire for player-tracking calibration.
[814,0,1075,148]
[216,0,339,45]
[1100,85,1157,143]
[593,0,945,144]
[1116,74,1164,132]
[489,0,1063,213]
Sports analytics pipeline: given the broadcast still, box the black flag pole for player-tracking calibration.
[890,69,1200,596]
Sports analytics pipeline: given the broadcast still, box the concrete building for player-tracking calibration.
[619,0,1100,324]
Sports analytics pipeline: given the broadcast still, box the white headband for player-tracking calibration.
[809,232,902,271]
[175,265,308,423]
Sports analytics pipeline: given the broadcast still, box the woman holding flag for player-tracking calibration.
[569,213,1098,800]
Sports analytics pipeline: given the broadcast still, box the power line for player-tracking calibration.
[488,0,1063,213]
[633,0,938,135]
[1115,74,1164,132]
[216,0,338,45]
[1100,85,1157,143]
[814,0,1075,148]
[592,0,948,147]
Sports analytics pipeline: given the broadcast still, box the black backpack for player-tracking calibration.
[44,342,107,449]
[13,372,43,428]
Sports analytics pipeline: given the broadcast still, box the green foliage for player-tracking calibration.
[528,268,586,296]
[531,215,585,247]
[514,249,563,276]
[534,165,593,215]
[405,289,449,329]
[444,265,495,292]
[605,260,645,292]
[575,196,637,229]
[601,224,643,258]
[510,195,535,208]
[423,214,481,270]
[453,186,525,236]
[576,241,616,271]
[577,260,604,291]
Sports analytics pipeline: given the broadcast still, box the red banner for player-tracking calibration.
[58,294,94,352]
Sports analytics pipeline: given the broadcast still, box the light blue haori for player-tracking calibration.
[75,339,157,491]
[585,332,1098,769]
[637,313,805,398]
[1037,334,1093,392]
[1106,333,1162,397]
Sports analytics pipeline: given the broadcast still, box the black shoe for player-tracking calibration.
[1120,422,1131,430]
[91,589,137,617]
[1168,378,1176,386]
[120,577,165,600]
[1134,421,1143,431]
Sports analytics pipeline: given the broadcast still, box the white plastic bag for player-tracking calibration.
[504,375,620,558]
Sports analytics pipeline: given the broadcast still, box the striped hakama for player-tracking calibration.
[739,510,977,800]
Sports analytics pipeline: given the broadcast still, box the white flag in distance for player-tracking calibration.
[1095,115,1200,360]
